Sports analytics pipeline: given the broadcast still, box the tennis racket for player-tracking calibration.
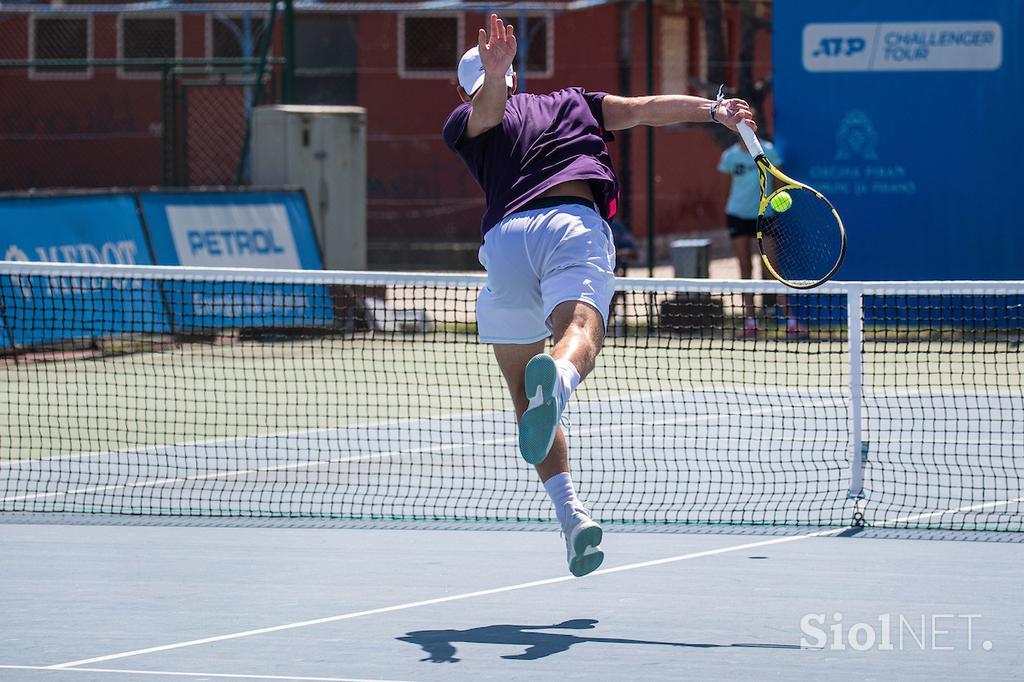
[737,122,846,289]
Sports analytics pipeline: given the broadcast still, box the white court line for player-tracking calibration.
[48,527,846,670]
[7,415,1017,504]
[6,398,824,504]
[4,383,1016,467]
[481,397,841,445]
[0,666,410,682]
[32,392,1015,506]
[876,496,1024,528]
[0,407,511,466]
[1,384,846,467]
[6,386,1015,506]
[1,442,481,503]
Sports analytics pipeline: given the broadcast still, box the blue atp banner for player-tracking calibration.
[773,1,1022,279]
[0,195,168,346]
[139,191,331,331]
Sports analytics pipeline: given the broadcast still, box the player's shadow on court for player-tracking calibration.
[397,619,801,663]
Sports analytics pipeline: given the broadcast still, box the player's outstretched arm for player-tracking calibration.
[465,14,516,139]
[601,94,756,133]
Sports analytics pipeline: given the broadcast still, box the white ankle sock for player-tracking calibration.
[554,358,580,407]
[544,472,579,526]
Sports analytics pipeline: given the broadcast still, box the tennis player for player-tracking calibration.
[444,14,756,577]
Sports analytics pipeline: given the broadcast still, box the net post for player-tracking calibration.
[846,285,866,525]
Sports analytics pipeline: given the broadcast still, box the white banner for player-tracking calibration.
[165,203,302,268]
[803,21,1002,72]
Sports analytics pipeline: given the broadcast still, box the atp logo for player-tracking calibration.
[835,110,879,161]
[812,37,866,58]
[4,245,28,262]
[804,22,1001,72]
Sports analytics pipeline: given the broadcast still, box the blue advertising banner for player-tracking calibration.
[773,1,1022,280]
[139,191,322,269]
[138,191,331,330]
[0,194,152,266]
[0,195,168,347]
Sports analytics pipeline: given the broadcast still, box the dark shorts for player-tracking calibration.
[726,214,757,239]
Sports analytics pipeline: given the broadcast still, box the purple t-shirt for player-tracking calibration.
[442,87,619,237]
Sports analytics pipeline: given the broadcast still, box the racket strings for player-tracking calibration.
[759,188,844,287]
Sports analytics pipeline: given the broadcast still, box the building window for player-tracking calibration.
[660,16,689,95]
[692,15,708,92]
[661,15,707,96]
[398,14,463,78]
[210,15,268,59]
[294,14,357,105]
[521,15,553,77]
[30,16,91,78]
[119,16,179,77]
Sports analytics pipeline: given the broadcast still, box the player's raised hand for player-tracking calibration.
[717,99,757,133]
[477,14,516,75]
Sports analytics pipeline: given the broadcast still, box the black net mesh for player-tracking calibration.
[0,263,1020,530]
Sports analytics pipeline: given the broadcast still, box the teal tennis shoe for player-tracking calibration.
[519,353,562,464]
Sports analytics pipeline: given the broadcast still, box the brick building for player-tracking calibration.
[0,1,774,261]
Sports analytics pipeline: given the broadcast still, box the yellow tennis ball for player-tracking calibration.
[770,191,792,213]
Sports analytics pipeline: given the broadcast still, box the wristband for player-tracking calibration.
[709,83,725,124]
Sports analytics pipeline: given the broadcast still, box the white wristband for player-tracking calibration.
[709,84,726,125]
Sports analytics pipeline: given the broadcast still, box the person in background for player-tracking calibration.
[605,216,638,336]
[609,216,638,276]
[718,119,805,338]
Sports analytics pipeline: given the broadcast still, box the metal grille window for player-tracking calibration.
[210,16,268,59]
[120,16,178,75]
[30,17,90,76]
[294,15,357,105]
[399,14,463,78]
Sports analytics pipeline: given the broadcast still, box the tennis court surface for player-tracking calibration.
[1,262,1022,680]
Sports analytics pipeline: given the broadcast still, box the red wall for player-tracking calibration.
[357,8,629,241]
[0,12,275,189]
[621,3,775,242]
[358,5,773,242]
[2,5,774,244]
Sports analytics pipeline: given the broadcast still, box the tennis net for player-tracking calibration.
[1,261,1021,530]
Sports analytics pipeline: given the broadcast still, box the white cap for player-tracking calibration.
[457,46,514,96]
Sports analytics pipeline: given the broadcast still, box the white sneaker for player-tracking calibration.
[562,503,604,577]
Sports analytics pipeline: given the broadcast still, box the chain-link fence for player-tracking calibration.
[0,5,286,189]
[168,60,285,186]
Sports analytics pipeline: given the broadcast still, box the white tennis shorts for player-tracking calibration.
[476,202,616,344]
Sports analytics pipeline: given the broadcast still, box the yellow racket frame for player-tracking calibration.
[738,123,847,290]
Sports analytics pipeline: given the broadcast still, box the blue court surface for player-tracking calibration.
[1,518,1022,681]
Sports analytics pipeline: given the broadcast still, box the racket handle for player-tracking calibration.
[737,121,765,159]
